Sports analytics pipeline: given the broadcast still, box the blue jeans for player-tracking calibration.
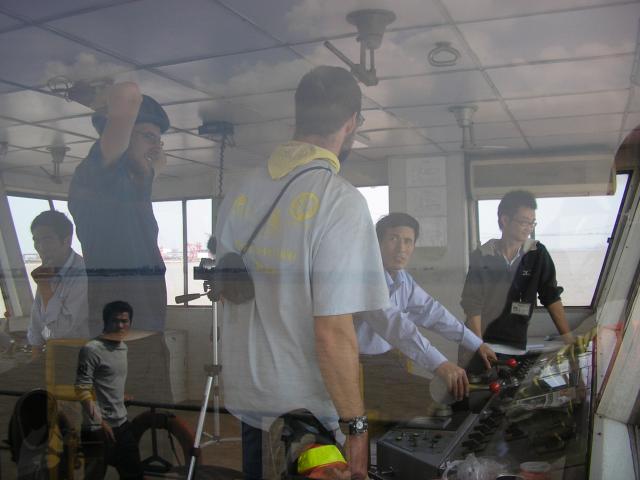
[242,421,263,480]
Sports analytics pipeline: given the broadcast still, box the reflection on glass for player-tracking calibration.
[52,200,82,252]
[152,201,183,306]
[7,196,50,297]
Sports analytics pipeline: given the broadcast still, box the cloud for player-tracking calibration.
[191,57,312,98]
[43,52,127,84]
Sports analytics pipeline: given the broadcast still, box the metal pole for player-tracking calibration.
[187,375,213,480]
[212,300,221,438]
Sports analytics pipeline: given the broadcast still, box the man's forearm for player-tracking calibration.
[314,314,364,420]
[79,396,101,422]
[547,300,573,342]
[466,315,482,338]
[100,82,142,165]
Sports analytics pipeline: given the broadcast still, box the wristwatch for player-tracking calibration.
[339,415,368,435]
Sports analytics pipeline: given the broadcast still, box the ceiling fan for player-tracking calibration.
[448,104,509,152]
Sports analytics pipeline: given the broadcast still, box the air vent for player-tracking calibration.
[469,154,616,200]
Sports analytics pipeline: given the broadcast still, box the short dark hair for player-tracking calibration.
[294,66,362,137]
[498,190,537,229]
[30,210,73,240]
[376,213,420,242]
[102,301,133,329]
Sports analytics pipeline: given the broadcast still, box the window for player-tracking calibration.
[477,173,630,306]
[51,200,81,252]
[358,185,389,223]
[186,199,213,306]
[153,200,184,306]
[5,194,212,307]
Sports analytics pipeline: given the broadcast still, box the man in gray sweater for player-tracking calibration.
[75,301,142,480]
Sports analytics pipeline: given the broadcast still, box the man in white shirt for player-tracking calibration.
[356,213,496,420]
[27,210,88,357]
[216,66,388,479]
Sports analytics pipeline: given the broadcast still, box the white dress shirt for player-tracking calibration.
[27,251,89,346]
[356,269,483,372]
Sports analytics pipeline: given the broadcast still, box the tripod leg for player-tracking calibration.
[187,375,214,480]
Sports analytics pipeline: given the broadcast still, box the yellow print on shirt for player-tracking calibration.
[289,192,319,222]
[265,208,281,235]
[234,240,297,263]
[232,194,249,217]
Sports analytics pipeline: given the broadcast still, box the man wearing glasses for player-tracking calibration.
[215,66,388,480]
[460,190,573,369]
[69,82,169,335]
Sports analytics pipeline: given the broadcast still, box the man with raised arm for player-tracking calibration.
[27,210,88,357]
[461,190,573,370]
[356,213,496,417]
[68,82,169,335]
[215,66,388,480]
[75,301,142,480]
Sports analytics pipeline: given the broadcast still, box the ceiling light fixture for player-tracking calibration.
[41,145,70,184]
[428,42,461,67]
[324,9,396,86]
[47,76,113,111]
[449,104,477,149]
[449,104,508,152]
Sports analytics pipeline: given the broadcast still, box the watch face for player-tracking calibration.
[355,420,364,430]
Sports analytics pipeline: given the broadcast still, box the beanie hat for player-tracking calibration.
[92,94,169,134]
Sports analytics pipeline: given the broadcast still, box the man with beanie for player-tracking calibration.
[69,82,169,335]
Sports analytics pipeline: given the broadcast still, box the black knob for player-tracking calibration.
[462,440,480,449]
[474,424,492,435]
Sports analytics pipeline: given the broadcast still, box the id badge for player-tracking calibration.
[511,302,531,316]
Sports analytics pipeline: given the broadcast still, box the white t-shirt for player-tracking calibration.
[216,158,388,430]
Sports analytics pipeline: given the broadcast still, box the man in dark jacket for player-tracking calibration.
[461,190,573,365]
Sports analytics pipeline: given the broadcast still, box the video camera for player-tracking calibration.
[184,254,255,304]
[193,257,217,282]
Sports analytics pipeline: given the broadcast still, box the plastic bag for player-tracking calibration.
[442,453,508,480]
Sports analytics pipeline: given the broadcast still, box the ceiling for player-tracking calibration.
[0,0,638,187]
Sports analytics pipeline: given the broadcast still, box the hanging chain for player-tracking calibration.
[217,136,226,199]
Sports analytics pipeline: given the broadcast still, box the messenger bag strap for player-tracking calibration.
[240,165,332,256]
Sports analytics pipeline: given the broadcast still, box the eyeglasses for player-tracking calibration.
[356,112,365,128]
[511,218,537,228]
[134,130,163,146]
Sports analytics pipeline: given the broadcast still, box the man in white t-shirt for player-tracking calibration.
[216,66,388,480]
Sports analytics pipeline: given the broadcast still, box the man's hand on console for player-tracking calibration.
[477,343,498,370]
[435,361,469,401]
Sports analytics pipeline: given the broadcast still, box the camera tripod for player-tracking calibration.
[176,281,240,480]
